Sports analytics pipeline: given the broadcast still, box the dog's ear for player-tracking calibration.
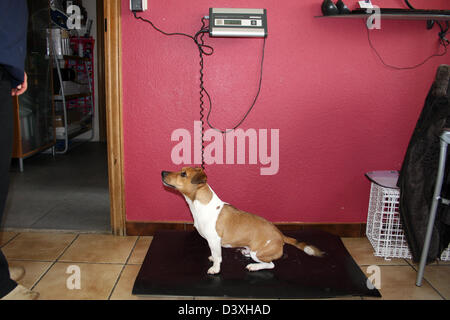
[191,169,207,185]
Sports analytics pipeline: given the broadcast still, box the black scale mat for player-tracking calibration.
[132,230,381,299]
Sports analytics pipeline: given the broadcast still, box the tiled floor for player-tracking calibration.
[0,231,448,300]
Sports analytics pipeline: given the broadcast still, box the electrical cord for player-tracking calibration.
[404,0,415,10]
[203,37,266,135]
[133,12,213,55]
[365,20,449,70]
[195,18,211,169]
[196,28,265,168]
[133,12,215,169]
[133,11,195,41]
[403,0,450,48]
[403,0,450,41]
[364,1,449,70]
[132,12,266,169]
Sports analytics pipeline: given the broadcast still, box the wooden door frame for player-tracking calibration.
[104,0,126,235]
[96,0,107,142]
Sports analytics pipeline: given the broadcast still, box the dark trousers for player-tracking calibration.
[0,66,17,297]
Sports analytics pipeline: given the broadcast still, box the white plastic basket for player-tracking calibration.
[365,171,450,261]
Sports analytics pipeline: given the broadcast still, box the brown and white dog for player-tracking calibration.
[161,167,324,274]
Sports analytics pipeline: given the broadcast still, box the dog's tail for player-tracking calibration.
[283,236,325,257]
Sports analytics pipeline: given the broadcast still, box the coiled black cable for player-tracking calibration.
[133,12,213,169]
[204,37,266,135]
[194,18,213,169]
[133,12,266,169]
[194,23,266,168]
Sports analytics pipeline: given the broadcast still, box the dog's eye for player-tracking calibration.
[181,172,187,178]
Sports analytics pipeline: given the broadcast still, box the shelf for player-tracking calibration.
[52,37,95,154]
[46,55,90,61]
[68,125,92,140]
[315,13,450,21]
[54,92,91,101]
[60,55,90,61]
[56,123,92,140]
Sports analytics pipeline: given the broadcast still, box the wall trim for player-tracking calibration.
[104,0,126,235]
[126,221,366,237]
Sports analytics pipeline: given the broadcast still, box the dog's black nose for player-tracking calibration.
[161,171,169,179]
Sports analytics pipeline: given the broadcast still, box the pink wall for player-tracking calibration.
[121,0,450,223]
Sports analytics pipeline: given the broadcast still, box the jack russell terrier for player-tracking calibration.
[161,167,324,274]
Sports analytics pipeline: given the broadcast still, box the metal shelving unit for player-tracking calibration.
[52,39,95,154]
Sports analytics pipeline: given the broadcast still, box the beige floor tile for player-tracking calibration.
[6,232,448,301]
[110,264,193,300]
[363,266,442,300]
[109,265,141,300]
[423,266,450,299]
[0,231,18,246]
[128,236,153,265]
[33,262,123,300]
[59,234,137,264]
[2,232,77,261]
[341,237,408,266]
[8,260,53,289]
[408,257,450,267]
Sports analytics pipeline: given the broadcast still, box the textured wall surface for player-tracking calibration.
[121,0,450,223]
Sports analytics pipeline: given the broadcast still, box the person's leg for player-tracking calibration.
[0,66,18,298]
[0,254,16,297]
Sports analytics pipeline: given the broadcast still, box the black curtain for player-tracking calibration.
[397,64,450,263]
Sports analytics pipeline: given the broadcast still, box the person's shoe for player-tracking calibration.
[9,266,25,282]
[0,284,39,300]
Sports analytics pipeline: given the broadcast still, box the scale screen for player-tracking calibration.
[224,20,241,25]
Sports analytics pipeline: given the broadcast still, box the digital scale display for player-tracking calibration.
[209,8,268,38]
[215,19,261,27]
[224,19,241,25]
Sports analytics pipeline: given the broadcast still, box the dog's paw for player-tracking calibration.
[207,265,220,275]
[246,263,260,272]
[208,256,214,262]
[240,248,251,257]
[246,262,274,272]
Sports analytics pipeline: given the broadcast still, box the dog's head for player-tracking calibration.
[161,167,207,196]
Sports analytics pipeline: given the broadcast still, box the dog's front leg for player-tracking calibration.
[207,238,222,275]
